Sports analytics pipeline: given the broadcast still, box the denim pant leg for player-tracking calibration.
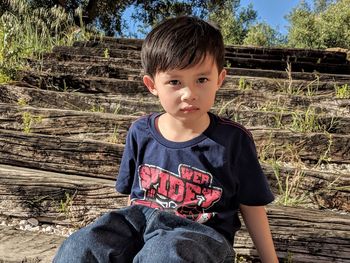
[53,206,148,263]
[133,209,235,263]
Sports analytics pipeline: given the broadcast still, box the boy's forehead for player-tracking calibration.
[157,55,218,76]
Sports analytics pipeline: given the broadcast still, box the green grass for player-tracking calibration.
[0,0,95,83]
[335,83,350,98]
[22,112,43,134]
[238,77,252,90]
[257,138,306,206]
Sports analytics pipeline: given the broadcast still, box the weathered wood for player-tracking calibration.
[34,59,142,78]
[226,57,350,74]
[235,206,350,262]
[0,129,121,179]
[0,164,126,225]
[1,160,348,220]
[262,164,350,212]
[42,53,143,69]
[1,36,350,263]
[0,129,348,211]
[0,164,349,263]
[34,61,142,80]
[2,103,349,138]
[0,103,135,140]
[19,70,145,94]
[12,71,350,116]
[224,75,349,95]
[74,37,348,64]
[226,109,350,134]
[1,118,349,166]
[73,40,142,50]
[252,128,350,164]
[0,84,162,114]
[52,46,141,60]
[226,67,350,81]
[225,52,345,64]
[32,59,350,96]
[225,45,348,62]
[87,36,144,47]
[0,225,65,263]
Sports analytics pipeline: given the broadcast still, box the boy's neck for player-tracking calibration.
[156,113,210,142]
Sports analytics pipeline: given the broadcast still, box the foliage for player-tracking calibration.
[335,83,350,98]
[0,0,133,36]
[209,0,258,45]
[0,0,91,82]
[243,22,285,47]
[286,0,350,49]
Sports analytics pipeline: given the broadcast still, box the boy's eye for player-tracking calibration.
[198,78,208,84]
[168,80,180,86]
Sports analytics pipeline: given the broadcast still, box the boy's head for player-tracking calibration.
[141,16,225,78]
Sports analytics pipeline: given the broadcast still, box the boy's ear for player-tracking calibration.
[217,69,227,89]
[143,75,158,96]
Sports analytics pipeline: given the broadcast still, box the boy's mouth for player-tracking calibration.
[180,106,199,112]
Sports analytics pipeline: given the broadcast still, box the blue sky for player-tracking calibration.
[240,0,309,34]
[123,0,313,37]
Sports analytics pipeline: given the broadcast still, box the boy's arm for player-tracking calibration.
[240,204,278,263]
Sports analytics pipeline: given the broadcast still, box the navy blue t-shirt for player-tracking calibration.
[116,112,274,244]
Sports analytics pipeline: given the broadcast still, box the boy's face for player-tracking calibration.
[143,55,226,125]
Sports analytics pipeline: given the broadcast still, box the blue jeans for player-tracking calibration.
[53,205,235,263]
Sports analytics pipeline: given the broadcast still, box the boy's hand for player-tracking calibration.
[239,205,278,263]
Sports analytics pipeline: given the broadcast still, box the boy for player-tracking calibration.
[54,16,278,263]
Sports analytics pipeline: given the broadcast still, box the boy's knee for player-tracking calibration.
[53,231,98,263]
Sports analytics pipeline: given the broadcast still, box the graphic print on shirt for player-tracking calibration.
[133,164,222,223]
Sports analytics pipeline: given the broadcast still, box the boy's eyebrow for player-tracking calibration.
[163,69,213,78]
[197,70,212,76]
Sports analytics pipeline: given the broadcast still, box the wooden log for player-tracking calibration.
[0,103,135,139]
[31,59,350,97]
[41,51,350,92]
[0,225,65,263]
[225,53,344,64]
[0,165,349,263]
[0,129,121,179]
[19,70,146,95]
[0,129,348,211]
[36,57,142,74]
[1,113,349,165]
[252,128,350,164]
[226,57,350,74]
[47,46,350,81]
[2,81,347,123]
[262,164,350,212]
[235,206,350,262]
[73,40,142,50]
[0,84,161,114]
[1,103,349,144]
[0,164,125,225]
[227,67,350,81]
[225,45,347,62]
[13,70,348,116]
[52,46,141,60]
[42,53,143,69]
[35,61,142,80]
[74,37,348,64]
[224,75,347,95]
[87,36,144,47]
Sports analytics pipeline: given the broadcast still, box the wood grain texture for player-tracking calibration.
[0,164,349,262]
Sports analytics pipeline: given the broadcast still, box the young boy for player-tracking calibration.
[54,16,278,263]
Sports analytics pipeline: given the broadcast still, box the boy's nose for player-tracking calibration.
[181,86,198,101]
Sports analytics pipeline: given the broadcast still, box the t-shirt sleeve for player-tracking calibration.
[115,125,137,194]
[236,132,274,206]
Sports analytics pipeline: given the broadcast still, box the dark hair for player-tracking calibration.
[141,16,225,77]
